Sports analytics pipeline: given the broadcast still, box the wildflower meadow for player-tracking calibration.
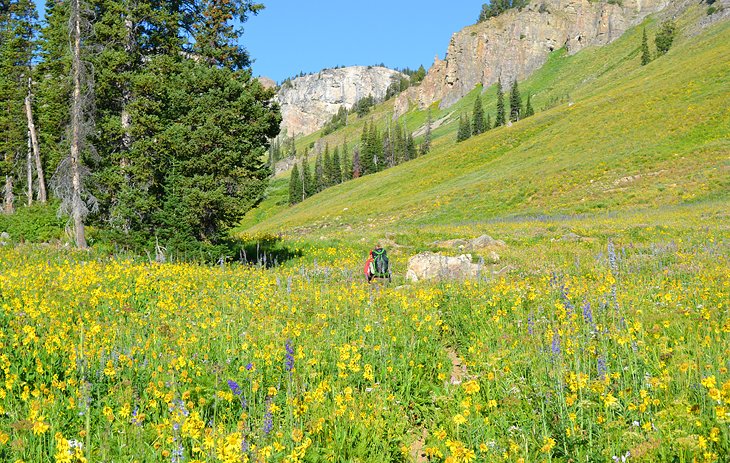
[0,219,728,462]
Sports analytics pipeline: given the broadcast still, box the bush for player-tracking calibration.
[655,20,677,55]
[0,203,66,243]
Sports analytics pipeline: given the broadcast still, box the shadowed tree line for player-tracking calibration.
[0,0,281,257]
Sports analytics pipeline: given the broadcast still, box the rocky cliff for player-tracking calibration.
[395,0,669,115]
[278,66,404,137]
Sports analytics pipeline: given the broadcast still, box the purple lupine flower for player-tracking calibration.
[597,356,607,380]
[131,406,142,426]
[245,362,253,371]
[262,399,273,435]
[551,331,561,356]
[527,313,535,336]
[582,301,594,326]
[171,441,184,463]
[228,379,241,396]
[285,340,294,372]
[608,240,617,273]
[561,285,575,317]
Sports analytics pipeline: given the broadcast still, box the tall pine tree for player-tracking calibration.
[472,92,486,135]
[509,79,522,122]
[495,79,506,127]
[288,163,301,205]
[641,28,651,65]
[0,0,39,213]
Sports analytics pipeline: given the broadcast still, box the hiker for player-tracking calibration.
[364,245,391,283]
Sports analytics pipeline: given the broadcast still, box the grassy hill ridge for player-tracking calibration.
[239,9,729,241]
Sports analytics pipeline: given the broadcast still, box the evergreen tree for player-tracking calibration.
[35,0,71,179]
[332,146,342,184]
[457,114,472,142]
[655,20,677,56]
[509,79,522,122]
[341,141,351,180]
[524,94,534,118]
[525,93,535,117]
[406,131,417,161]
[641,28,651,65]
[302,157,314,198]
[472,92,486,135]
[0,0,39,213]
[413,65,426,84]
[383,128,394,168]
[485,113,492,130]
[359,122,371,175]
[323,144,332,187]
[369,122,382,172]
[288,163,301,205]
[421,109,432,155]
[315,152,324,192]
[495,79,506,127]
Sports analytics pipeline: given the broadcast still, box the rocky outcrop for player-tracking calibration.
[395,0,669,115]
[257,76,277,90]
[405,252,483,282]
[278,66,404,137]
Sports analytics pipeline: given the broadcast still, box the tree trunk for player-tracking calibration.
[70,0,87,248]
[27,133,33,206]
[24,81,47,203]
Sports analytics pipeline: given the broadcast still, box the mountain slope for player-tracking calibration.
[241,12,729,238]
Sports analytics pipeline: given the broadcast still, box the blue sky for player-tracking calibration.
[36,0,484,83]
[243,1,483,82]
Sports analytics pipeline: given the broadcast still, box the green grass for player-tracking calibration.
[240,10,729,240]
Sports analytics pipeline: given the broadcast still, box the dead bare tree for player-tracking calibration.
[26,133,33,206]
[51,0,96,248]
[24,78,46,203]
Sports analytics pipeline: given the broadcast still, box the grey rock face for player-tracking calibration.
[395,0,668,115]
[278,66,404,137]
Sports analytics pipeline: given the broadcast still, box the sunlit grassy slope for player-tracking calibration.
[240,11,729,239]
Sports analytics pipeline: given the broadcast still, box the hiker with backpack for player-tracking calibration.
[364,245,391,283]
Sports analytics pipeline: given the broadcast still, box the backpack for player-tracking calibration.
[371,248,389,277]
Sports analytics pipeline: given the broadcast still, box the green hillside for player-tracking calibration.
[239,9,729,243]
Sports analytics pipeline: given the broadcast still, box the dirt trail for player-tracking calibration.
[447,347,467,385]
[409,347,467,462]
[409,427,428,463]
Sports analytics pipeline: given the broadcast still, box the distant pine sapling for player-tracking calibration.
[641,28,651,65]
[524,94,534,118]
[457,114,472,142]
[421,109,432,155]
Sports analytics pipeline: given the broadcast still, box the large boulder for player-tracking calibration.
[405,252,482,282]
